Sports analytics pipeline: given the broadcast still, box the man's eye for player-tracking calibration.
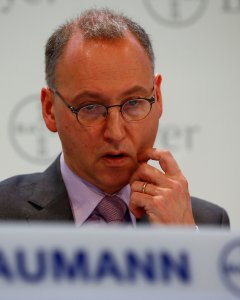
[80,104,106,117]
[85,105,95,111]
[125,99,139,107]
[81,104,99,112]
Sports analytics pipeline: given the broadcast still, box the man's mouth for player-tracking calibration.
[104,153,126,159]
[102,152,129,165]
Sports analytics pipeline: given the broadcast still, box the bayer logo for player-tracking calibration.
[143,0,208,27]
[8,94,61,165]
[219,239,240,297]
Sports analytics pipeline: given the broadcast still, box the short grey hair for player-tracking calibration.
[45,8,155,88]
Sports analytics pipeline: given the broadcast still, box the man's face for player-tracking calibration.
[42,32,162,193]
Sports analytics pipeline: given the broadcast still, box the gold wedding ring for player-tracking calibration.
[141,182,148,193]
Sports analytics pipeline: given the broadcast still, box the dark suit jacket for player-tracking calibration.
[0,157,230,227]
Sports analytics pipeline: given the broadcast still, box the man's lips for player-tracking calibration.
[101,152,130,164]
[102,152,128,159]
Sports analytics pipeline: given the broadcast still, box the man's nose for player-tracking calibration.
[103,107,126,142]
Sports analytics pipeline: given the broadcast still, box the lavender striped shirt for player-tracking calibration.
[60,154,135,226]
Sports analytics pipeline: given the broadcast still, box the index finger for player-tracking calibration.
[138,148,181,176]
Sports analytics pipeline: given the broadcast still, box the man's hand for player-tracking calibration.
[129,148,195,225]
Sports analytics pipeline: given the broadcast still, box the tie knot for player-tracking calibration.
[96,195,127,223]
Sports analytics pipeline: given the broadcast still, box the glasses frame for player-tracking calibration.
[50,87,156,126]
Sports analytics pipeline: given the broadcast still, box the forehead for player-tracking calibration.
[55,32,153,94]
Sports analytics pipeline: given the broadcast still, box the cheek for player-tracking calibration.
[135,117,159,148]
[82,139,94,151]
[61,122,100,152]
[147,110,160,142]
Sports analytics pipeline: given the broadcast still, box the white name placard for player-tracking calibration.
[0,224,239,300]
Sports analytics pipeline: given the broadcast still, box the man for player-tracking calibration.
[0,8,229,227]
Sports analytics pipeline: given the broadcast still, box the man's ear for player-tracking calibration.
[154,73,163,119]
[41,87,57,132]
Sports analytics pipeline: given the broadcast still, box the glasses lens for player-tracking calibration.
[122,99,151,121]
[77,104,107,125]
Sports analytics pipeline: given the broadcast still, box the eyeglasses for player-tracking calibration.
[50,87,155,126]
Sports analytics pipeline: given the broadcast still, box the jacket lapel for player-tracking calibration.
[25,156,150,224]
[26,156,74,222]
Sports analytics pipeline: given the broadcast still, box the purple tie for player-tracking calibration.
[85,195,128,224]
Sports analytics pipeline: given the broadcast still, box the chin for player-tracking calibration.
[96,165,135,192]
[100,177,130,194]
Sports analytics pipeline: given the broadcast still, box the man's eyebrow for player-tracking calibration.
[71,85,151,104]
[70,91,105,104]
[120,85,151,98]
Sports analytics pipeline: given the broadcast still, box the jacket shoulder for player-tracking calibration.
[0,172,43,219]
[191,196,230,227]
[0,156,64,220]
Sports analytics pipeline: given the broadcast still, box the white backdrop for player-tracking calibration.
[0,0,239,229]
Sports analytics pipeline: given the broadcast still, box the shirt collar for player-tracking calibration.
[60,153,135,226]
